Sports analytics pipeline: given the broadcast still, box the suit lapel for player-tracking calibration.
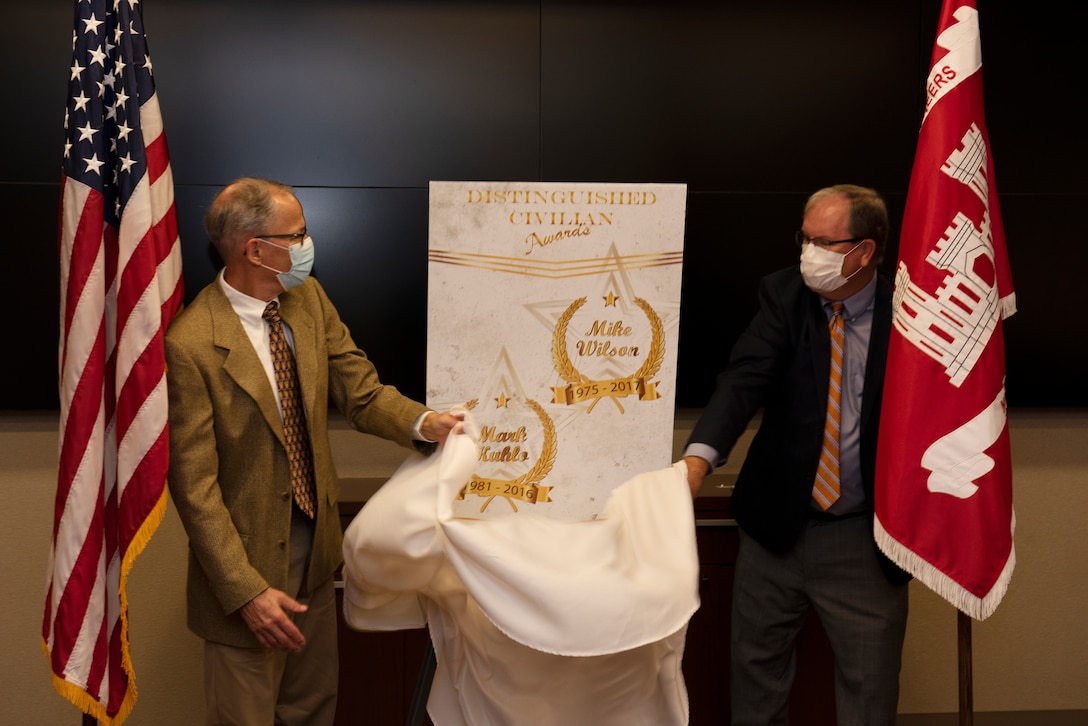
[808,292,832,411]
[206,284,286,446]
[860,273,893,432]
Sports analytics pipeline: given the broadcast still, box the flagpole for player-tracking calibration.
[958,611,973,726]
[82,715,96,725]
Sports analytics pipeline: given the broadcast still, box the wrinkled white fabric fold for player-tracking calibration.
[342,420,700,725]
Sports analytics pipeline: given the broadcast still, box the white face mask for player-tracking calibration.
[799,240,864,294]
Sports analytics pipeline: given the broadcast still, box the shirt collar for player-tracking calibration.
[218,269,279,324]
[830,273,877,322]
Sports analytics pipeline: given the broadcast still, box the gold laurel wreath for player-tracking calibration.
[632,297,665,382]
[460,397,557,513]
[552,297,592,388]
[551,295,665,412]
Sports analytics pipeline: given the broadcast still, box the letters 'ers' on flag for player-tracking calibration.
[43,0,183,723]
[875,0,1015,621]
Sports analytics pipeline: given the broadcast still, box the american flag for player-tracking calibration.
[43,0,183,722]
[875,0,1015,620]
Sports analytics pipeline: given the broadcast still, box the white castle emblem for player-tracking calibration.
[893,123,998,388]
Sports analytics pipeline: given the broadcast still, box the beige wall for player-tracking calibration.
[2,414,202,725]
[898,410,1088,713]
[3,410,1086,723]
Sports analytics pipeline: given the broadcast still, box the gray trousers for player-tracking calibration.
[730,515,909,726]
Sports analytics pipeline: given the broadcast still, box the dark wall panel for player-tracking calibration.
[978,6,1088,194]
[3,1,1085,410]
[999,195,1088,406]
[296,187,432,400]
[10,185,62,410]
[539,2,926,192]
[6,2,71,185]
[150,1,542,187]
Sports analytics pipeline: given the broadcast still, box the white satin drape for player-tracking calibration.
[342,417,700,725]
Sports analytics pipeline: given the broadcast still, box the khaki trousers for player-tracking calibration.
[204,508,338,726]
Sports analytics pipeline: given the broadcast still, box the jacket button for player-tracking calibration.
[277,540,287,550]
[281,491,290,500]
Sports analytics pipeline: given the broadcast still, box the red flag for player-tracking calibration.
[875,0,1015,620]
[43,1,183,722]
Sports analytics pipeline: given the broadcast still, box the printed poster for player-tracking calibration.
[427,181,686,520]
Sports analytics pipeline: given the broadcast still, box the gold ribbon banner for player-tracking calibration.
[457,476,552,504]
[552,376,659,405]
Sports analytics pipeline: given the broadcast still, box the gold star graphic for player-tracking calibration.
[494,392,510,408]
[603,291,619,307]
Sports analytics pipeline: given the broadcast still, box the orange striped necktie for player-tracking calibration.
[813,301,845,511]
[263,301,317,518]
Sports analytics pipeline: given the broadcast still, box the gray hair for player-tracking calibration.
[805,184,889,263]
[204,177,295,262]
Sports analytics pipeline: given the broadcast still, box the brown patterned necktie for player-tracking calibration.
[263,301,317,518]
[813,301,845,511]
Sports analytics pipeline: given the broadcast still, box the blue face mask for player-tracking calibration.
[260,236,315,291]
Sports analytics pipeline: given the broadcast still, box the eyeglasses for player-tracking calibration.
[258,232,307,245]
[795,231,866,248]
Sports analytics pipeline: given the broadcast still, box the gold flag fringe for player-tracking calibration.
[43,486,169,725]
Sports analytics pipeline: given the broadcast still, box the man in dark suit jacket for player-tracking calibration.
[166,178,461,725]
[684,185,909,726]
